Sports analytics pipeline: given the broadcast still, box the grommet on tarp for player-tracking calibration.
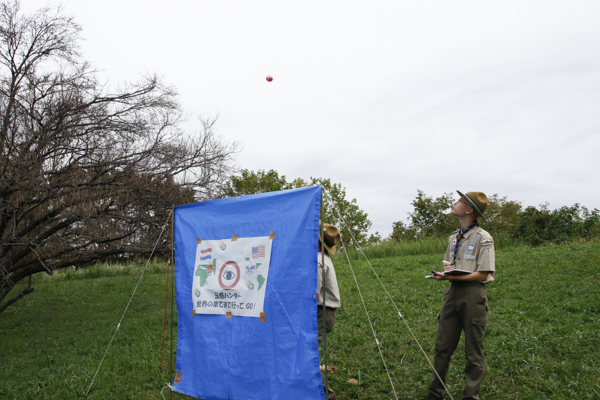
[260,312,266,322]
[191,310,195,316]
[197,238,202,244]
[231,235,238,242]
[175,371,181,384]
[269,231,275,239]
[226,312,232,318]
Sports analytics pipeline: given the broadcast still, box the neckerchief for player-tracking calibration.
[451,222,478,265]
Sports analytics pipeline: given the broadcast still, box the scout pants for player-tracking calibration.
[318,306,337,399]
[317,305,337,344]
[428,281,488,400]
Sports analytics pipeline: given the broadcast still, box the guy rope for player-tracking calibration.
[84,188,455,399]
[322,189,455,400]
[84,210,173,398]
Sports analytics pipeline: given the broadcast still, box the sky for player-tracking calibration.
[23,1,600,237]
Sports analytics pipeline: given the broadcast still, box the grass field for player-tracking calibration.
[1,241,599,399]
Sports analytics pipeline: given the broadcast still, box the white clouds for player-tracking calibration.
[21,0,600,236]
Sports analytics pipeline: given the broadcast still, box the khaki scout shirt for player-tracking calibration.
[317,252,341,308]
[445,226,495,284]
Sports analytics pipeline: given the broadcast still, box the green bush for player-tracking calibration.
[514,204,600,246]
[389,191,600,247]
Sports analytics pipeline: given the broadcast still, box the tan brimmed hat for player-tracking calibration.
[319,221,341,255]
[457,190,488,220]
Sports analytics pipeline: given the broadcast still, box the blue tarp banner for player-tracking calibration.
[172,187,325,400]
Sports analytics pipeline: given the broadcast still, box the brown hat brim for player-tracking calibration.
[319,222,340,255]
[457,190,486,220]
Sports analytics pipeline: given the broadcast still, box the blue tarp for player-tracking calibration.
[172,187,325,400]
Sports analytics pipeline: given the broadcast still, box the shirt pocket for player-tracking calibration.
[459,256,477,271]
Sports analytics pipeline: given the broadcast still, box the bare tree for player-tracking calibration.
[0,1,238,313]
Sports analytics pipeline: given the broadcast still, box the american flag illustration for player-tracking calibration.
[252,245,265,259]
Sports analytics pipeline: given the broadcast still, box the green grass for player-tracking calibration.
[345,236,449,260]
[327,241,600,399]
[0,261,183,400]
[345,233,521,260]
[1,243,600,399]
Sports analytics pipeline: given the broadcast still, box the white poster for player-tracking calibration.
[192,236,273,317]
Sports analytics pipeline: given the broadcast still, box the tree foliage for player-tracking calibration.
[390,190,599,246]
[223,169,302,195]
[223,169,372,248]
[0,1,238,313]
[389,190,455,241]
[409,190,456,238]
[514,204,600,246]
[482,194,522,236]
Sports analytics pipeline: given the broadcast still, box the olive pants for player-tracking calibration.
[318,306,337,399]
[317,305,337,343]
[428,282,488,400]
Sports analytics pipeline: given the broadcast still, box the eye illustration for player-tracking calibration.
[218,261,241,290]
[223,270,236,280]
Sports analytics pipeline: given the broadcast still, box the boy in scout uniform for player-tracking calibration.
[425,191,495,400]
[317,222,341,400]
[317,222,341,343]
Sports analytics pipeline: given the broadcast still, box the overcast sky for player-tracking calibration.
[24,1,600,237]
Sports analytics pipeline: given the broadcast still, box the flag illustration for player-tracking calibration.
[199,248,212,260]
[252,245,265,259]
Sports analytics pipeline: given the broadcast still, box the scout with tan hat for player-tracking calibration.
[319,222,341,255]
[456,190,488,220]
[317,220,341,399]
[425,189,496,400]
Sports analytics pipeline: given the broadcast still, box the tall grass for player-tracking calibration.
[1,263,181,400]
[31,259,171,284]
[1,241,599,399]
[344,233,522,260]
[327,240,600,399]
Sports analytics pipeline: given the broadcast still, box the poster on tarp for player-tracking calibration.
[173,186,325,400]
[192,236,273,317]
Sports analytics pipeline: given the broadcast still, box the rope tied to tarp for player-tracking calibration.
[322,189,399,400]
[83,210,173,398]
[322,188,455,400]
[160,382,174,400]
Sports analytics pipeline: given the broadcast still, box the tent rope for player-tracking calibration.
[169,209,175,400]
[160,383,174,400]
[338,231,399,400]
[160,209,174,372]
[319,202,331,396]
[84,210,173,398]
[322,189,455,400]
[322,190,398,400]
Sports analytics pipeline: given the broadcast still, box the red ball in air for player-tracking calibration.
[266,75,273,82]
